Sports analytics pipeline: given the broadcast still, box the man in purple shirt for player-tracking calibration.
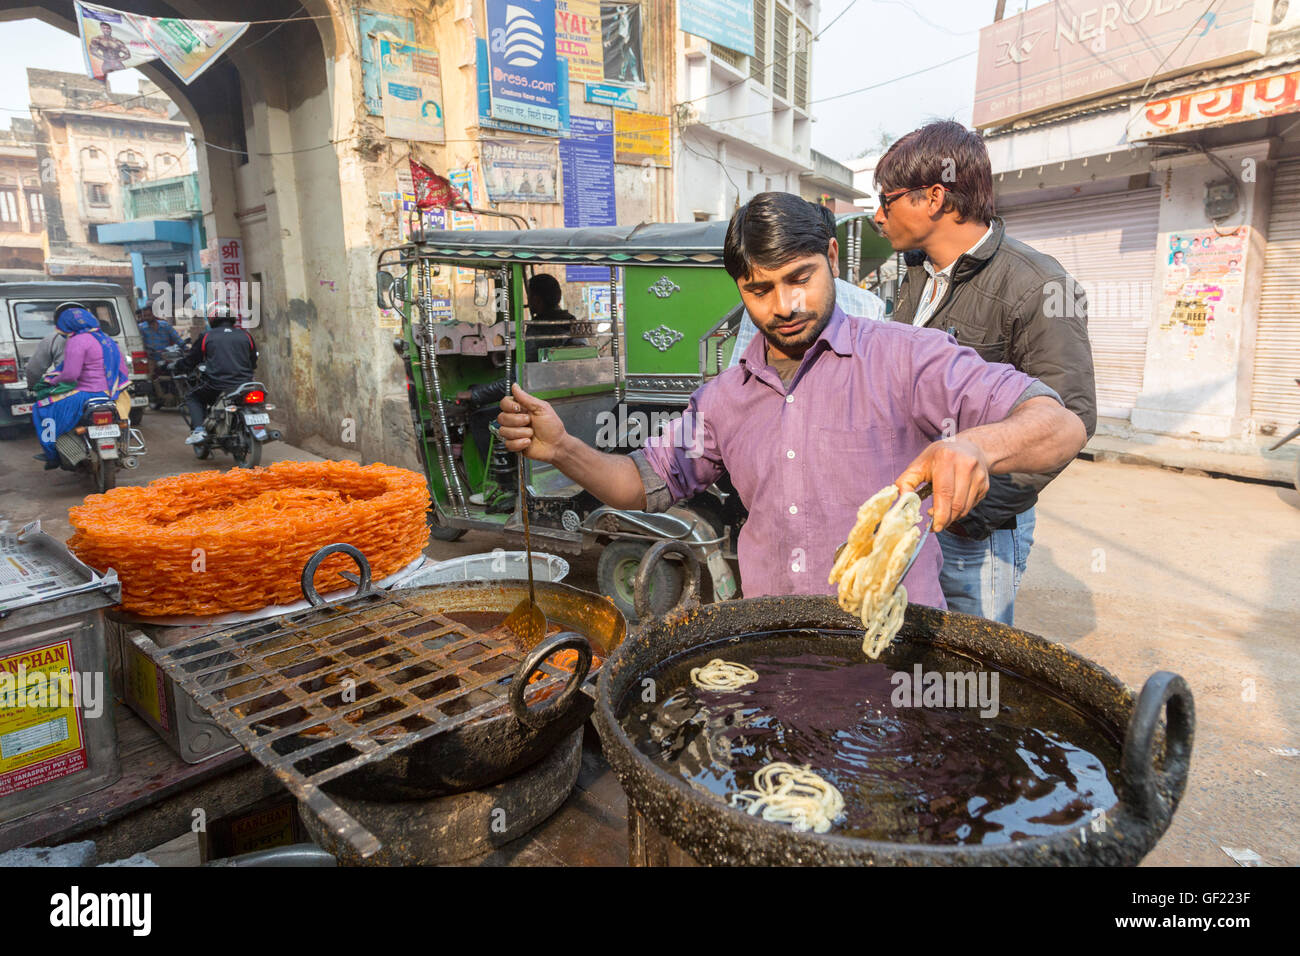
[498,193,1087,609]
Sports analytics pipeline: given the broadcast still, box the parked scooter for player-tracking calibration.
[189,378,281,469]
[148,341,196,411]
[51,394,147,493]
[1266,376,1300,493]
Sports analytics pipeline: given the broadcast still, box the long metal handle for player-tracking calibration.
[519,453,535,605]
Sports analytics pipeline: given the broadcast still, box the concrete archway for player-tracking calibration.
[0,1,375,459]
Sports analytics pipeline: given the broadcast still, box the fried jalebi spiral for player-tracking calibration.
[67,461,430,617]
[690,658,759,692]
[829,485,924,660]
[729,762,845,834]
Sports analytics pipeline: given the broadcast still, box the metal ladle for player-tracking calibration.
[502,453,547,649]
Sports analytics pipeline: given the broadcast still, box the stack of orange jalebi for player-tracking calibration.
[67,461,430,617]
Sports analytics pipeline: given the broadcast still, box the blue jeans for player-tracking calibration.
[937,507,1036,625]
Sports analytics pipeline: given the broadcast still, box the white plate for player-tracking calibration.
[131,396,148,407]
[243,412,270,425]
[10,403,32,416]
[88,424,120,439]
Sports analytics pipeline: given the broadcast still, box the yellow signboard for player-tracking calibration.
[614,110,671,168]
[556,0,603,84]
[0,640,85,796]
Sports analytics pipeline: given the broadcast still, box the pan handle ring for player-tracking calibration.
[633,539,702,621]
[301,543,373,607]
[1121,671,1195,823]
[509,631,593,730]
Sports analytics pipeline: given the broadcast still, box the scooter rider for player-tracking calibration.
[179,305,258,445]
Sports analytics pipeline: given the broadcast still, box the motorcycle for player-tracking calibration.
[52,394,147,493]
[1266,376,1300,493]
[190,379,281,469]
[148,341,196,411]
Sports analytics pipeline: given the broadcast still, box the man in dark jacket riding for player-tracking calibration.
[179,306,258,445]
[874,120,1097,625]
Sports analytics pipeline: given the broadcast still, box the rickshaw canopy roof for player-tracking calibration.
[406,220,732,267]
[400,211,881,268]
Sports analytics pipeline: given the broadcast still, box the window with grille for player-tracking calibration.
[773,3,791,101]
[711,42,743,68]
[26,190,44,229]
[86,183,110,206]
[794,23,810,109]
[751,0,767,84]
[0,189,19,228]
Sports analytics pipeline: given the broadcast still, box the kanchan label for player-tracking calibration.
[230,803,295,855]
[0,639,87,796]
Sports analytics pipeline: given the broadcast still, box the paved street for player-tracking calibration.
[1,416,1296,867]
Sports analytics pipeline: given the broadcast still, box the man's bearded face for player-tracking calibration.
[737,242,838,361]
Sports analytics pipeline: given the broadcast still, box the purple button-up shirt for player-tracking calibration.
[637,306,1038,609]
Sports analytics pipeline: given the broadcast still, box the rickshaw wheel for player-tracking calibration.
[597,538,683,623]
[427,510,467,541]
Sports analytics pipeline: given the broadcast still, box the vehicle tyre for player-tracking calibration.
[193,442,211,460]
[129,406,144,427]
[94,459,117,494]
[597,538,684,624]
[233,428,262,469]
[427,510,467,542]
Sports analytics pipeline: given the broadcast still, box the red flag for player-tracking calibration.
[409,159,472,212]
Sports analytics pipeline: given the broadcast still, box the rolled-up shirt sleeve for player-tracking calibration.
[907,327,1039,437]
[633,390,725,513]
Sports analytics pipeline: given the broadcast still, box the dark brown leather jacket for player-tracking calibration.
[892,217,1097,538]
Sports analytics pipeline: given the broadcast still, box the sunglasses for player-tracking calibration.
[877,184,955,215]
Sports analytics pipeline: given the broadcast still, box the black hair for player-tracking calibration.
[527,273,563,310]
[875,120,996,224]
[724,191,834,281]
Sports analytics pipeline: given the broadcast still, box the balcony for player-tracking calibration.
[123,173,200,221]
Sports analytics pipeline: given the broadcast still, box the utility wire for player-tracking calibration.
[1139,0,1221,96]
[1,46,980,156]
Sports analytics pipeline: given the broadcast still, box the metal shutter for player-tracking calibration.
[1251,161,1300,430]
[1000,188,1161,417]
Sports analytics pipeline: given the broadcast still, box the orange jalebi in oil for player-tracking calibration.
[67,460,430,617]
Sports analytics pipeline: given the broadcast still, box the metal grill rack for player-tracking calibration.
[147,588,571,858]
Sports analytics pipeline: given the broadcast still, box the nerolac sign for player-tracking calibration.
[973,0,1272,129]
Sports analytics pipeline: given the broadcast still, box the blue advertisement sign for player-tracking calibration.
[359,9,415,116]
[477,38,570,136]
[486,0,560,130]
[679,0,755,56]
[559,116,616,282]
[584,82,638,110]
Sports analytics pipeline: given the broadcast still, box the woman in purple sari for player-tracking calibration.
[32,304,129,469]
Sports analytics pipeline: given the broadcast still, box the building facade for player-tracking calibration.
[799,148,867,210]
[0,118,44,280]
[674,0,817,220]
[26,69,193,284]
[977,0,1300,451]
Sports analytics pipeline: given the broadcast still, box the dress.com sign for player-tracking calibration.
[487,0,560,130]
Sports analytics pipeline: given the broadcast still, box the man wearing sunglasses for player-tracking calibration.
[499,191,1087,614]
[874,121,1097,626]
